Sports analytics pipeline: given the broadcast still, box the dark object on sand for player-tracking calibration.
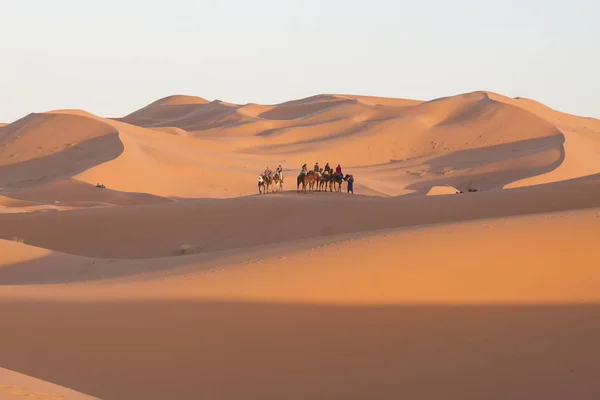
[96,183,106,189]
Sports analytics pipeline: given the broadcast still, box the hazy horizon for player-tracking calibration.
[1,0,598,123]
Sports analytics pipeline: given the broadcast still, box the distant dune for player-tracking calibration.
[1,90,600,399]
[3,90,596,199]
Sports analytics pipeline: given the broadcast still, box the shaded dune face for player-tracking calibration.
[1,302,599,400]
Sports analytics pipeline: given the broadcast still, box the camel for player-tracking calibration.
[304,171,316,193]
[297,170,316,194]
[331,173,350,192]
[261,174,273,194]
[297,171,306,193]
[311,171,322,192]
[273,171,284,192]
[319,171,330,191]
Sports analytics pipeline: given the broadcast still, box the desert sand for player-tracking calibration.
[1,90,600,399]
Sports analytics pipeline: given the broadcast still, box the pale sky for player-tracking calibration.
[1,0,598,123]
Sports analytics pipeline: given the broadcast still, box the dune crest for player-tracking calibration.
[146,94,210,106]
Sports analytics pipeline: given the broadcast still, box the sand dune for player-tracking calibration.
[2,90,599,198]
[2,172,600,259]
[2,90,600,399]
[1,209,600,399]
[1,207,599,303]
[0,113,121,189]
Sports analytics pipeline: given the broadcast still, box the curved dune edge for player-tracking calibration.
[504,129,600,188]
[1,208,600,305]
[0,367,99,400]
[483,93,600,188]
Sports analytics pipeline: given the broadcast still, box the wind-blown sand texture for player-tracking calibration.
[1,91,600,399]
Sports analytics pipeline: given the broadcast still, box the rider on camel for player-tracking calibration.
[301,164,308,174]
[335,164,343,176]
[264,166,272,177]
[324,163,331,173]
[314,162,320,172]
[276,165,283,180]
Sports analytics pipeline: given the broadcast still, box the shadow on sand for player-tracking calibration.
[0,300,599,400]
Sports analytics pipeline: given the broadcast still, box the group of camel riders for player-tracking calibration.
[258,162,354,194]
[258,165,284,194]
[302,162,341,176]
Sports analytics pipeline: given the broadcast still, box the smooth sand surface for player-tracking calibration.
[1,90,600,399]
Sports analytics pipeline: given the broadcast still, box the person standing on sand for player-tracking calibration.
[347,174,354,194]
[258,175,264,195]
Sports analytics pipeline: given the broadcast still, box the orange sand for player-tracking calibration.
[1,91,600,399]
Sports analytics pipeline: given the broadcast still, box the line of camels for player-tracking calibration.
[260,169,351,194]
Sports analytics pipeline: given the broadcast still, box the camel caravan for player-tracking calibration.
[258,163,354,195]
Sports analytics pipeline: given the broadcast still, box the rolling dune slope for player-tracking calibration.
[1,209,600,399]
[1,172,599,259]
[1,207,599,303]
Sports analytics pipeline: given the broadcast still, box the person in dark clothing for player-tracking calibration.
[314,162,320,172]
[347,174,354,194]
[324,163,331,173]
